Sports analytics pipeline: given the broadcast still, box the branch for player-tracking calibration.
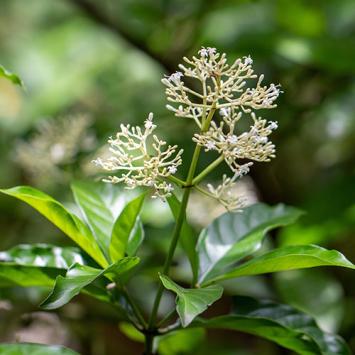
[67,0,175,73]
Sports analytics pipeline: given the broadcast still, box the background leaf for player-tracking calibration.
[0,186,108,267]
[210,245,355,283]
[0,343,79,355]
[160,274,223,327]
[193,295,350,355]
[196,203,303,284]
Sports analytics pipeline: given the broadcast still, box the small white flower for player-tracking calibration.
[144,113,155,129]
[226,135,238,144]
[268,121,278,130]
[243,55,253,66]
[206,140,216,151]
[198,47,209,57]
[167,71,183,84]
[168,166,177,174]
[219,107,231,117]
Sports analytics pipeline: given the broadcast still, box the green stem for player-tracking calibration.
[166,174,186,187]
[144,105,217,354]
[156,308,176,328]
[192,155,224,185]
[121,286,147,329]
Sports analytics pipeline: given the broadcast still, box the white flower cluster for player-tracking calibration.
[206,175,247,211]
[93,113,183,198]
[162,47,281,128]
[162,47,280,210]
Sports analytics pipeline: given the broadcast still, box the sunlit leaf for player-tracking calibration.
[41,257,139,309]
[0,343,79,355]
[0,186,108,267]
[193,296,350,355]
[110,193,146,261]
[196,203,303,285]
[167,194,198,282]
[160,274,223,327]
[210,245,355,283]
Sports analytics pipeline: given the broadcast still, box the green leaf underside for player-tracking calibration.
[197,203,303,284]
[110,193,146,261]
[160,274,223,327]
[0,64,23,86]
[40,257,139,309]
[210,245,355,283]
[0,343,79,355]
[193,296,350,355]
[167,194,198,282]
[0,186,108,268]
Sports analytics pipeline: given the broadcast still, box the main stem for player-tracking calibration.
[145,105,216,354]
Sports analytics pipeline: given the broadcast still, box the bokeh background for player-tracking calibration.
[1,0,355,354]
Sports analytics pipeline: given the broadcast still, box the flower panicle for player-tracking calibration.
[93,113,183,199]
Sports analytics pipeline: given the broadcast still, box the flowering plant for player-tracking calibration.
[1,50,354,355]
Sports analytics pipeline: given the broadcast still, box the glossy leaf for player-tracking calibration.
[196,203,303,285]
[0,186,108,267]
[41,257,139,309]
[126,218,145,256]
[193,296,350,355]
[167,194,198,282]
[210,245,355,283]
[0,244,88,269]
[110,193,146,261]
[0,64,23,86]
[160,274,223,327]
[0,343,79,355]
[71,181,125,255]
[0,244,89,288]
[0,264,63,287]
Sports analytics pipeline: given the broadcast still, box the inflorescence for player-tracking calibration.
[95,47,280,208]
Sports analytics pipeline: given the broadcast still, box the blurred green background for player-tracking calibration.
[0,0,355,354]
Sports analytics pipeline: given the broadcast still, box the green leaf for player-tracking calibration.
[0,244,88,269]
[156,328,205,355]
[0,343,79,355]
[167,194,198,283]
[0,186,108,268]
[160,274,223,327]
[193,296,350,355]
[196,203,303,285]
[210,245,355,283]
[126,218,145,256]
[71,181,125,256]
[40,257,139,309]
[0,244,89,288]
[110,193,146,261]
[0,264,64,287]
[0,64,23,86]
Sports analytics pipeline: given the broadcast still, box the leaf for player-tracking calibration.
[40,257,139,309]
[0,244,88,269]
[196,203,303,285]
[0,64,23,86]
[0,244,89,288]
[167,194,198,283]
[0,186,108,268]
[193,296,350,355]
[160,274,223,327]
[110,193,146,261]
[126,218,145,256]
[71,181,126,256]
[0,343,79,355]
[155,328,205,355]
[0,264,64,287]
[210,245,355,283]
